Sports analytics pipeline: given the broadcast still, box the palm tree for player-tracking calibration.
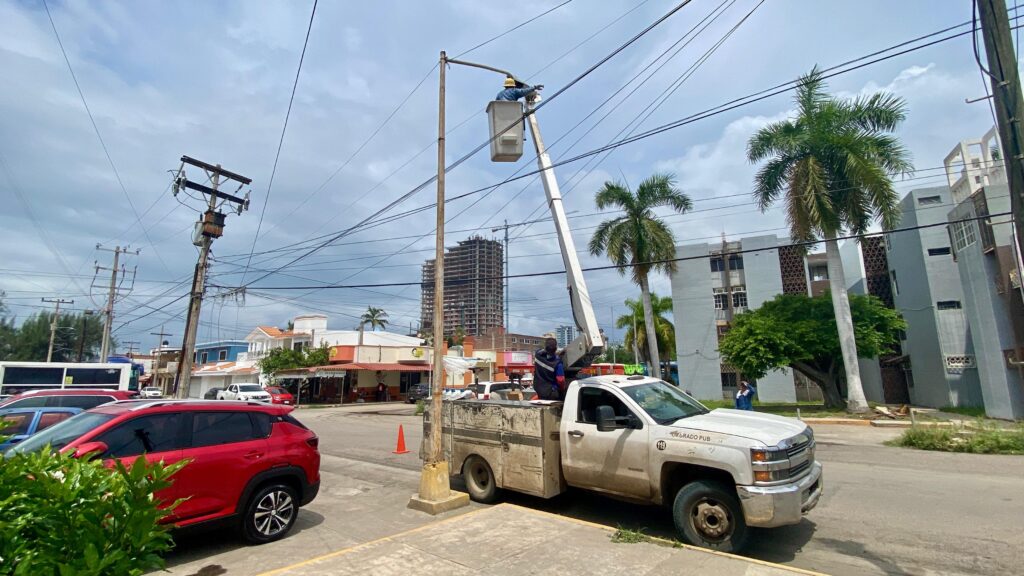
[617,294,675,374]
[359,306,389,345]
[590,173,692,380]
[746,68,912,412]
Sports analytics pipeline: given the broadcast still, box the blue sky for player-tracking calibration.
[0,0,1007,351]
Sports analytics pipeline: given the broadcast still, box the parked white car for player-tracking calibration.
[141,387,162,399]
[217,383,272,402]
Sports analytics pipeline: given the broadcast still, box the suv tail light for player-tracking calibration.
[482,394,490,400]
[306,436,319,450]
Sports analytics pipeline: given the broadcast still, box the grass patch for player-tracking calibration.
[415,400,425,416]
[610,526,649,544]
[939,406,988,418]
[888,423,1024,455]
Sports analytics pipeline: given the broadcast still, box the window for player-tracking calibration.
[811,266,829,281]
[713,288,727,310]
[0,413,33,435]
[728,254,744,270]
[200,352,208,364]
[191,412,258,447]
[890,271,899,296]
[97,414,186,458]
[52,395,116,409]
[218,350,228,361]
[937,300,962,310]
[928,247,952,256]
[622,381,706,424]
[917,195,942,206]
[3,397,48,409]
[732,288,748,309]
[65,368,121,386]
[577,387,633,424]
[884,235,892,252]
[37,411,74,432]
[251,413,272,438]
[950,220,977,251]
[710,257,724,272]
[721,372,738,388]
[1,367,64,385]
[511,337,517,343]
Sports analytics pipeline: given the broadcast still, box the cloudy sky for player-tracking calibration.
[0,0,1007,352]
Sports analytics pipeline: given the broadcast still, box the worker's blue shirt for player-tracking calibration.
[495,87,535,101]
[735,385,757,410]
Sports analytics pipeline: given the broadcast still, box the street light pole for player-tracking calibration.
[411,50,470,515]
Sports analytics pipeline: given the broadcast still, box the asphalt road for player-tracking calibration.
[290,404,1024,576]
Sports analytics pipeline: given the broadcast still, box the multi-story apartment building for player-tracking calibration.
[554,324,579,348]
[671,235,808,402]
[421,237,504,337]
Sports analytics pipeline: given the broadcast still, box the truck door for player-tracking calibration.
[561,385,650,499]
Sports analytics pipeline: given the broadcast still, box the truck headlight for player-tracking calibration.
[751,447,790,484]
[750,447,787,463]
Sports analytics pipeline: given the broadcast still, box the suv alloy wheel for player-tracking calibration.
[243,483,299,543]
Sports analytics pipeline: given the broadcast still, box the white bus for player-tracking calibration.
[0,361,139,398]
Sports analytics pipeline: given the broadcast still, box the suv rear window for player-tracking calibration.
[191,412,259,446]
[2,396,48,409]
[51,395,115,409]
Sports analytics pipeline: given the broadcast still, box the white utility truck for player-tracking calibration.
[431,81,822,552]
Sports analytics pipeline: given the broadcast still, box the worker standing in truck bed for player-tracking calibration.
[533,334,565,400]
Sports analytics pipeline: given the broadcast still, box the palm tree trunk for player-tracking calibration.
[639,274,663,380]
[823,233,869,413]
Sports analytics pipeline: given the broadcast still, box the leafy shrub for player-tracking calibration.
[890,424,1024,455]
[415,400,425,416]
[0,449,186,575]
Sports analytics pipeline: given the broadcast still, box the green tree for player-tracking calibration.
[616,294,674,373]
[718,293,905,408]
[746,68,912,412]
[257,345,330,377]
[0,294,15,360]
[589,173,692,380]
[358,306,389,345]
[3,311,105,362]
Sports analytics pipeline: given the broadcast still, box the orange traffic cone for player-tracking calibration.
[393,424,410,454]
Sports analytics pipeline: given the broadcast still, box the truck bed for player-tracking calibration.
[425,400,566,499]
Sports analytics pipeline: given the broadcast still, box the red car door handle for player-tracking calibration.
[244,451,264,460]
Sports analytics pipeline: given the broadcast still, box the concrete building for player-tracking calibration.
[421,236,504,337]
[882,187,982,409]
[840,235,911,404]
[475,326,544,353]
[943,128,1024,419]
[670,235,808,402]
[554,325,578,348]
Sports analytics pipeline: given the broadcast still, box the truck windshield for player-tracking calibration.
[622,381,708,425]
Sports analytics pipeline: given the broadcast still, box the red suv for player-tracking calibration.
[7,399,320,543]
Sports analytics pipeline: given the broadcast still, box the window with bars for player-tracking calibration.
[732,288,748,309]
[713,288,727,310]
[950,220,977,252]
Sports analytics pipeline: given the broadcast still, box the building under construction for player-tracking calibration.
[421,237,504,338]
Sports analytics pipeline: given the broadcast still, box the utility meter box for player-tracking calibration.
[486,100,524,162]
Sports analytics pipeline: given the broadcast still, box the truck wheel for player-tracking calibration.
[672,480,748,552]
[463,455,499,504]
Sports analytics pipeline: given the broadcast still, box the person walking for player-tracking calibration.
[735,380,757,411]
[376,371,386,403]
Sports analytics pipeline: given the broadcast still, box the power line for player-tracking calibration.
[40,0,170,275]
[451,0,573,59]
[216,212,1012,291]
[238,0,319,285]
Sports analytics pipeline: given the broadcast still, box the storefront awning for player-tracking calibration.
[335,362,430,373]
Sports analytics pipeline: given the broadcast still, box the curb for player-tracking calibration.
[801,417,873,426]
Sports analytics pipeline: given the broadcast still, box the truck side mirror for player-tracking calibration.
[596,405,617,432]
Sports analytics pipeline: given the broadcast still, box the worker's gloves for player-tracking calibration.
[533,84,544,91]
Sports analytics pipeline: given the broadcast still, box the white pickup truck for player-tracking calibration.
[434,374,822,552]
[216,383,272,403]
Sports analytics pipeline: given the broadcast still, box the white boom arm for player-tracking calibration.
[525,98,604,371]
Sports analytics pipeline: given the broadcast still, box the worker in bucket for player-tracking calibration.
[495,76,543,102]
[533,333,565,401]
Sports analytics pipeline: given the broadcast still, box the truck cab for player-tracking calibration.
[439,375,822,552]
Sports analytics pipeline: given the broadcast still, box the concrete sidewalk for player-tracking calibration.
[257,504,824,576]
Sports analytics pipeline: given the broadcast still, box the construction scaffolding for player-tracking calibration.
[421,236,504,338]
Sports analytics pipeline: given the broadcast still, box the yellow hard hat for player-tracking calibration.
[504,77,516,88]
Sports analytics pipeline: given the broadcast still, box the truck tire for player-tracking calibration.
[672,480,748,552]
[463,455,499,504]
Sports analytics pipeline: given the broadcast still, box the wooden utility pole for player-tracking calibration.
[977,0,1024,249]
[76,310,94,362]
[151,325,172,394]
[172,156,250,398]
[95,245,137,360]
[41,297,73,362]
